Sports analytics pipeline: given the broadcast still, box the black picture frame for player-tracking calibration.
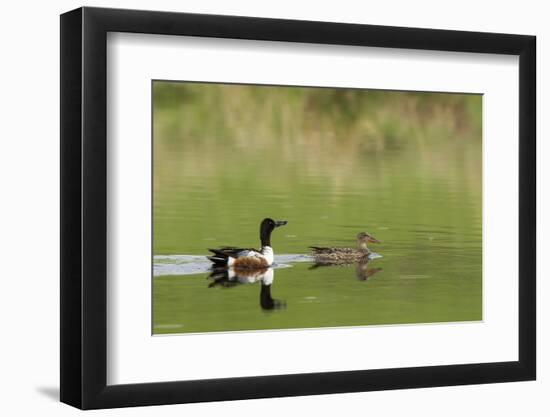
[60,6,536,410]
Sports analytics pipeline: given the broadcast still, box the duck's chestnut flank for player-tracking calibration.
[232,256,270,269]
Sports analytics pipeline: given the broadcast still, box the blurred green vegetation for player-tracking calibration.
[153,83,481,156]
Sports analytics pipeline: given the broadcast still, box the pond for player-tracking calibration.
[152,82,482,335]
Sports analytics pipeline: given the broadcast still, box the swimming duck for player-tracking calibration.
[207,218,287,269]
[310,232,380,264]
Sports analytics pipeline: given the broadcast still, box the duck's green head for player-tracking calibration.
[260,218,288,247]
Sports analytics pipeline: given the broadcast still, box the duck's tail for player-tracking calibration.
[309,246,331,254]
[207,248,234,267]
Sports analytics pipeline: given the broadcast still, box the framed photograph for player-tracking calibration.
[60,6,536,409]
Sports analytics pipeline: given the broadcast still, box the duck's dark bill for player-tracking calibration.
[275,220,288,227]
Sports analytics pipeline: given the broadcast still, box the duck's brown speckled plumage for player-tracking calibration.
[309,247,370,263]
[310,232,380,264]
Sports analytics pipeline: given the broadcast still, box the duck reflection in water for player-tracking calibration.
[207,267,286,310]
[355,261,383,281]
[309,259,382,281]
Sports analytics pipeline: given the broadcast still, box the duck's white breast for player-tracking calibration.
[261,246,274,265]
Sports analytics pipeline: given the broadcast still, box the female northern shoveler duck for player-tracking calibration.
[310,232,380,264]
[207,218,287,269]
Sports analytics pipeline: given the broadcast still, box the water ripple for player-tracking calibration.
[154,254,314,277]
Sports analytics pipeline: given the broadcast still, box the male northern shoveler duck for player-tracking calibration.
[310,232,380,264]
[207,218,287,269]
